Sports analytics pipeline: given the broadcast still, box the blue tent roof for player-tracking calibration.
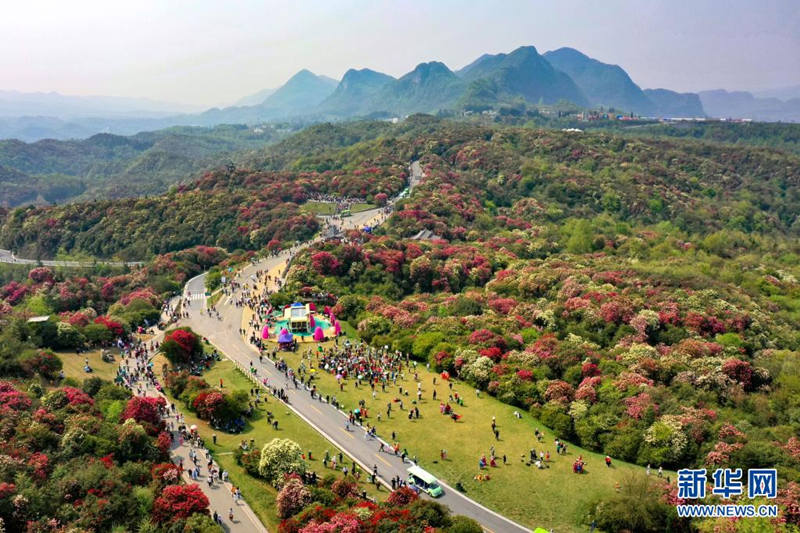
[291,302,304,308]
[278,330,294,343]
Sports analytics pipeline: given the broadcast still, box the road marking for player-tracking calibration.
[375,453,392,467]
[309,404,323,415]
[339,428,355,439]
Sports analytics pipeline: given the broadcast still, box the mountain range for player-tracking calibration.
[698,89,800,122]
[3,44,799,141]
[204,45,710,121]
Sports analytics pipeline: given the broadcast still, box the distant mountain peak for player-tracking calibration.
[289,68,316,79]
[458,44,588,107]
[340,68,394,84]
[407,61,455,77]
[317,68,395,116]
[544,47,654,114]
[510,44,540,57]
[259,70,338,117]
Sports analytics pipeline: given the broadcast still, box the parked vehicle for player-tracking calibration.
[406,465,443,498]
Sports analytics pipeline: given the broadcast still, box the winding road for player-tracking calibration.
[0,248,143,267]
[177,162,531,533]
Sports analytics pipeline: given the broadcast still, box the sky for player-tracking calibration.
[2,0,799,107]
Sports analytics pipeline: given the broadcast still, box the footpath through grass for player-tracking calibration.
[159,357,385,530]
[271,340,671,532]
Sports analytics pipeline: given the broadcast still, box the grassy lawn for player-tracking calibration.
[57,348,120,382]
[207,291,223,308]
[269,343,671,532]
[302,201,376,215]
[161,358,385,530]
[349,203,376,214]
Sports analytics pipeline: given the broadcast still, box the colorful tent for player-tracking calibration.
[261,325,270,339]
[309,302,317,311]
[313,327,325,342]
[334,321,342,336]
[277,328,293,344]
[308,314,316,329]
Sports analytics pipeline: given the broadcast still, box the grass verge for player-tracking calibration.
[160,357,385,530]
[269,343,671,532]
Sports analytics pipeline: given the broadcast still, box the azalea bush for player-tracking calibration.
[0,381,182,531]
[161,327,201,364]
[152,483,211,523]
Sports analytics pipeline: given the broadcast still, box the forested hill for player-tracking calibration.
[0,124,289,207]
[619,121,800,156]
[1,118,799,261]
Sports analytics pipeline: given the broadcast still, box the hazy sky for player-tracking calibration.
[2,0,799,107]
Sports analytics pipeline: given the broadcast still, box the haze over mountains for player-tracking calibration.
[2,44,798,142]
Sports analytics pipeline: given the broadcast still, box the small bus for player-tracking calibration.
[406,465,444,498]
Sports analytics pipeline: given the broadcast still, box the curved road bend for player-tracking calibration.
[178,163,530,533]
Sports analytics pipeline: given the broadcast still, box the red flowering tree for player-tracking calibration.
[63,386,94,407]
[121,396,165,434]
[156,431,172,455]
[94,316,124,336]
[721,358,754,390]
[516,369,534,381]
[0,382,32,412]
[152,484,210,523]
[161,328,201,364]
[277,476,311,518]
[386,486,418,507]
[311,252,341,276]
[544,380,574,404]
[192,391,225,420]
[28,267,54,283]
[301,513,362,533]
[331,476,359,500]
[151,463,182,489]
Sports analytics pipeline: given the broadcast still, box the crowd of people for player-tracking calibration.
[102,166,629,529]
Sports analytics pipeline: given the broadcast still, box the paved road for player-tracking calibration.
[317,160,423,237]
[132,325,267,532]
[179,163,530,533]
[0,248,143,268]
